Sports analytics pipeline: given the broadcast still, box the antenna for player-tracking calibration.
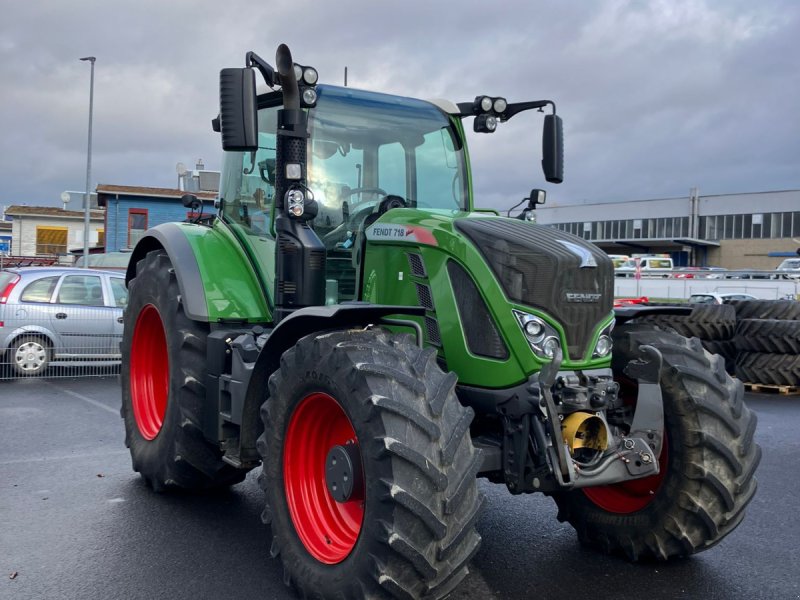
[344,66,348,87]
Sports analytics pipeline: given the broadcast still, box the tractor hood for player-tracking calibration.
[364,210,614,361]
[453,217,614,360]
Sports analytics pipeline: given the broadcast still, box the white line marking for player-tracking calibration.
[1,450,128,466]
[42,380,119,415]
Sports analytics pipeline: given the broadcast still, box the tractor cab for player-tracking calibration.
[218,85,470,304]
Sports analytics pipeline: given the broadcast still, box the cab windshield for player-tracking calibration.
[307,86,468,236]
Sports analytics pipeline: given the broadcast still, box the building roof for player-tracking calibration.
[96,184,217,202]
[4,205,104,219]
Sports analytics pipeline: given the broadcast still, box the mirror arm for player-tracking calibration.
[245,51,277,88]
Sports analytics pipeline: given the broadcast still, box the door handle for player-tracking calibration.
[117,317,124,323]
[56,313,67,319]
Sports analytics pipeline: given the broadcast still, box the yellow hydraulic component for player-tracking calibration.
[561,411,609,455]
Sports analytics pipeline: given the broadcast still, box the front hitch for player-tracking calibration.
[541,345,664,489]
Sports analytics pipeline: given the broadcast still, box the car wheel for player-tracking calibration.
[11,335,51,376]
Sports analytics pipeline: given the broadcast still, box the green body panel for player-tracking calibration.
[361,209,612,388]
[180,221,271,322]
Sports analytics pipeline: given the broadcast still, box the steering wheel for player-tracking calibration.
[343,187,387,211]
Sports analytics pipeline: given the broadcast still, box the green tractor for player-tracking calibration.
[120,44,760,599]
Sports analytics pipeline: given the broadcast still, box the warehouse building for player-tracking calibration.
[534,189,800,270]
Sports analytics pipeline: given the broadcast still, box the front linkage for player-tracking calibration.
[467,344,664,495]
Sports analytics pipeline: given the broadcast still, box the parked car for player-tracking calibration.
[687,292,757,305]
[0,267,127,375]
[775,258,800,279]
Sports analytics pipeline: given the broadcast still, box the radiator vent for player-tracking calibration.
[407,253,427,278]
[425,316,442,347]
[415,283,435,311]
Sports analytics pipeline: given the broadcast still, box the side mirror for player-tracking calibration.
[219,68,258,152]
[529,189,546,206]
[181,193,198,208]
[542,114,563,184]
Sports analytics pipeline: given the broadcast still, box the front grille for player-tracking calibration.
[455,219,613,360]
[447,260,509,360]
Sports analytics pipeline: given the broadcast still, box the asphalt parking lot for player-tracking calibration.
[1,376,798,600]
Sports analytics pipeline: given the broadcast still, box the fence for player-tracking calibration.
[0,304,122,380]
[615,272,800,301]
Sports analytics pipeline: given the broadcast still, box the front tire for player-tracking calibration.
[553,324,761,560]
[258,329,483,599]
[120,250,245,491]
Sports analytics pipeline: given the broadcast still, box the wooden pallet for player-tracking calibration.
[743,382,800,395]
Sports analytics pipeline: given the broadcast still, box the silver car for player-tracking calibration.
[0,267,127,376]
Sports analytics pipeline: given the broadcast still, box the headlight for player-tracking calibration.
[594,335,612,357]
[542,337,560,359]
[302,67,318,85]
[524,319,545,342]
[302,87,318,106]
[480,96,493,112]
[493,97,507,113]
[592,318,615,358]
[286,188,305,217]
[513,310,562,360]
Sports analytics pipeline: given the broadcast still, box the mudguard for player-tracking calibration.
[126,222,270,323]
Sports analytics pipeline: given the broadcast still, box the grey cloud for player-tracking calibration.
[0,0,797,211]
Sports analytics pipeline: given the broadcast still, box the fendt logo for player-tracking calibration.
[565,292,602,303]
[365,224,438,246]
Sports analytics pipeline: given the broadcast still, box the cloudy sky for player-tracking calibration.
[1,0,798,213]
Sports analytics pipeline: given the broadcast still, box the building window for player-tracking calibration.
[128,209,148,248]
[724,215,733,239]
[97,229,105,247]
[36,226,68,255]
[782,212,792,238]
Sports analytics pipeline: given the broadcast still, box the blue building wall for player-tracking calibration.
[103,194,190,252]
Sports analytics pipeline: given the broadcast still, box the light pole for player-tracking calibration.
[80,56,96,268]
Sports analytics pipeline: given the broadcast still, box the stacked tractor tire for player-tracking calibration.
[730,300,800,387]
[634,299,800,387]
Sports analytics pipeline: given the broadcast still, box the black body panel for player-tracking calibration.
[455,218,613,360]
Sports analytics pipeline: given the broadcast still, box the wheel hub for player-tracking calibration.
[325,443,364,503]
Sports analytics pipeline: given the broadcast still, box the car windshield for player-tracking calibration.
[689,295,714,304]
[778,259,800,269]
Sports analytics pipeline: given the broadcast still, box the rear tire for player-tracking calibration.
[120,250,246,491]
[257,329,483,599]
[10,335,51,376]
[553,324,761,560]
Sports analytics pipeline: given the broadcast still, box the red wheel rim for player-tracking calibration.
[284,392,364,564]
[583,431,669,513]
[130,304,169,440]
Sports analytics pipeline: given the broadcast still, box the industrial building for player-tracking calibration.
[534,189,800,270]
